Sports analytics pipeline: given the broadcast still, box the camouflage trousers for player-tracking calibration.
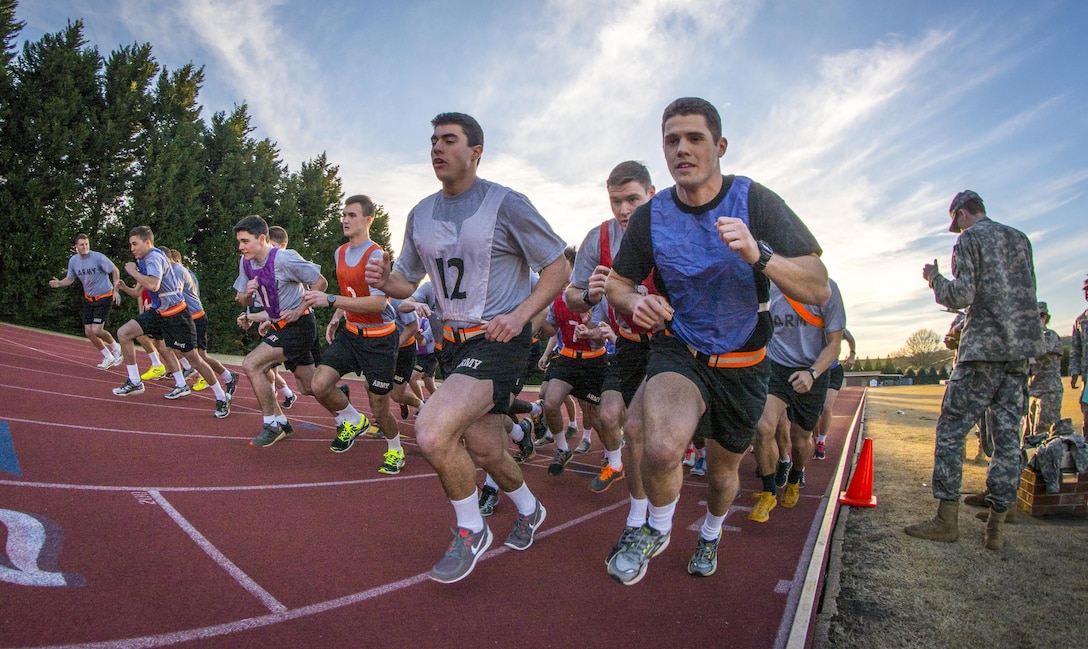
[933,360,1029,509]
[1026,389,1063,434]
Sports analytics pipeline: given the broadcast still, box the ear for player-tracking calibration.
[718,137,728,158]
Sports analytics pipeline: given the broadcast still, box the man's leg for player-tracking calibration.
[689,442,745,577]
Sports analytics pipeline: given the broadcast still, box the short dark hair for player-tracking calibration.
[345,194,376,217]
[563,245,577,266]
[268,226,288,246]
[233,215,268,237]
[74,233,89,244]
[432,112,484,148]
[606,161,653,190]
[661,97,722,143]
[129,225,153,242]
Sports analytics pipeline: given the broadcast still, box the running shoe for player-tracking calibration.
[774,459,792,489]
[478,485,499,516]
[574,438,592,454]
[330,418,365,453]
[281,393,297,409]
[565,425,578,440]
[164,384,191,400]
[192,377,209,391]
[683,445,697,466]
[782,482,801,508]
[368,423,385,439]
[379,448,406,474]
[589,464,625,493]
[140,365,166,381]
[690,457,707,476]
[606,525,642,567]
[606,524,670,586]
[813,441,826,460]
[687,533,721,577]
[97,355,121,370]
[214,393,231,419]
[251,423,286,448]
[112,379,144,396]
[224,371,240,396]
[504,500,546,550]
[531,399,544,427]
[548,448,573,476]
[280,421,294,437]
[749,491,777,522]
[400,403,410,419]
[429,525,492,584]
[534,435,555,448]
[514,419,536,463]
[182,367,197,380]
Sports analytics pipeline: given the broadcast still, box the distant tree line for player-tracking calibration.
[0,1,393,354]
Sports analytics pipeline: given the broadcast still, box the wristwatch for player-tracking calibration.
[327,293,337,306]
[806,367,817,380]
[582,287,599,306]
[753,240,774,272]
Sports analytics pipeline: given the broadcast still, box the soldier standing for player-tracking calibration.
[1071,276,1088,435]
[1026,301,1064,435]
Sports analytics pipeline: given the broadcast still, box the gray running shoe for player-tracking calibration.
[429,525,492,584]
[574,438,592,454]
[565,425,577,440]
[164,384,191,400]
[112,379,144,396]
[251,423,286,448]
[224,371,240,396]
[548,449,573,476]
[214,393,231,419]
[514,420,536,463]
[606,525,670,586]
[280,420,294,436]
[605,525,642,567]
[182,367,197,380]
[504,500,546,550]
[478,485,499,516]
[534,435,554,448]
[687,534,721,577]
[774,459,792,490]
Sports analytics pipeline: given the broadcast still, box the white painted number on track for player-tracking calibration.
[0,508,86,587]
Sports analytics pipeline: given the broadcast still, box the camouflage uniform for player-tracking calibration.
[1071,306,1088,434]
[1027,313,1064,434]
[927,217,1043,510]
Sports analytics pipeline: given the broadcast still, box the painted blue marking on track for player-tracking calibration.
[0,422,22,477]
[298,422,321,430]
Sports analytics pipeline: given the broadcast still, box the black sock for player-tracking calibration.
[761,474,777,493]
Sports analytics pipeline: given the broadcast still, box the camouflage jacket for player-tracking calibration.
[1072,309,1088,377]
[1029,327,1064,392]
[928,217,1043,362]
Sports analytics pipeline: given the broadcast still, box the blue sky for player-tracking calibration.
[18,1,1088,357]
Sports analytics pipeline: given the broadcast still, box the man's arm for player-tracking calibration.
[48,276,76,289]
[605,270,673,330]
[125,262,161,293]
[365,250,419,299]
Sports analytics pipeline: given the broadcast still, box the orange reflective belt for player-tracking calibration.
[270,308,313,330]
[345,320,396,337]
[190,309,206,320]
[784,296,825,328]
[618,328,651,343]
[157,302,187,317]
[558,346,607,360]
[688,345,767,368]
[84,291,113,302]
[443,325,486,344]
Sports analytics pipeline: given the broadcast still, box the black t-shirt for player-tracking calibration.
[611,175,823,351]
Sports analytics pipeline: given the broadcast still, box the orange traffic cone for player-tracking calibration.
[839,437,877,507]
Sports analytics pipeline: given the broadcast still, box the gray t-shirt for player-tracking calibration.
[66,251,116,298]
[394,178,566,328]
[767,279,846,368]
[570,219,624,290]
[233,248,322,315]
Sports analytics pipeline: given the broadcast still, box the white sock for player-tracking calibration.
[336,404,361,426]
[147,352,161,366]
[100,347,113,360]
[111,342,121,354]
[484,473,499,490]
[221,370,234,383]
[529,402,542,418]
[211,383,226,400]
[648,497,678,535]
[126,364,141,384]
[816,434,827,444]
[606,449,622,471]
[700,511,726,542]
[263,415,276,425]
[504,481,538,517]
[386,434,403,452]
[626,497,649,528]
[453,492,485,533]
[172,371,185,385]
[582,428,592,441]
[280,386,294,398]
[509,420,524,442]
[556,435,570,452]
[180,358,192,371]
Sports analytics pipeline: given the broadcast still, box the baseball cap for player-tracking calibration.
[1037,301,1048,315]
[948,190,983,233]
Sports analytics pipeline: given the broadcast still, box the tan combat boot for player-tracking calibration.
[904,500,959,542]
[975,506,1017,524]
[984,509,1007,551]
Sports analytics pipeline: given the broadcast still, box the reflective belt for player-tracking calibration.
[443,325,486,344]
[617,328,651,343]
[84,291,113,302]
[190,309,206,320]
[157,302,187,317]
[558,347,607,360]
[270,308,313,331]
[688,345,766,368]
[344,320,396,337]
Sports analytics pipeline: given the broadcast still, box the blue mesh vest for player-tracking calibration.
[650,176,759,355]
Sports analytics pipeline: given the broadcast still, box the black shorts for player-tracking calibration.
[320,324,397,395]
[544,352,606,406]
[82,295,114,327]
[193,314,209,350]
[414,352,438,377]
[828,364,844,391]
[602,336,650,406]
[767,360,831,432]
[394,343,416,386]
[443,324,532,415]
[261,312,319,371]
[645,335,769,454]
[136,307,197,353]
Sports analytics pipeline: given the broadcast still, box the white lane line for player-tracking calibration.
[0,470,433,493]
[149,491,286,614]
[31,498,630,649]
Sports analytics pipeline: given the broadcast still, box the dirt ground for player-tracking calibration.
[815,385,1088,649]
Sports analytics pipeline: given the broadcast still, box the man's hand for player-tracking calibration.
[585,265,610,304]
[922,259,939,282]
[48,277,61,288]
[124,261,139,277]
[716,216,759,263]
[302,289,331,309]
[630,294,674,330]
[483,315,522,343]
[789,369,814,394]
[365,250,392,289]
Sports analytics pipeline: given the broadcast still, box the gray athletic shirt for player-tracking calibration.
[233,248,322,314]
[570,219,625,289]
[766,279,846,368]
[394,178,566,329]
[66,251,116,298]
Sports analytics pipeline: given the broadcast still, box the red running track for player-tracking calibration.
[0,323,865,649]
